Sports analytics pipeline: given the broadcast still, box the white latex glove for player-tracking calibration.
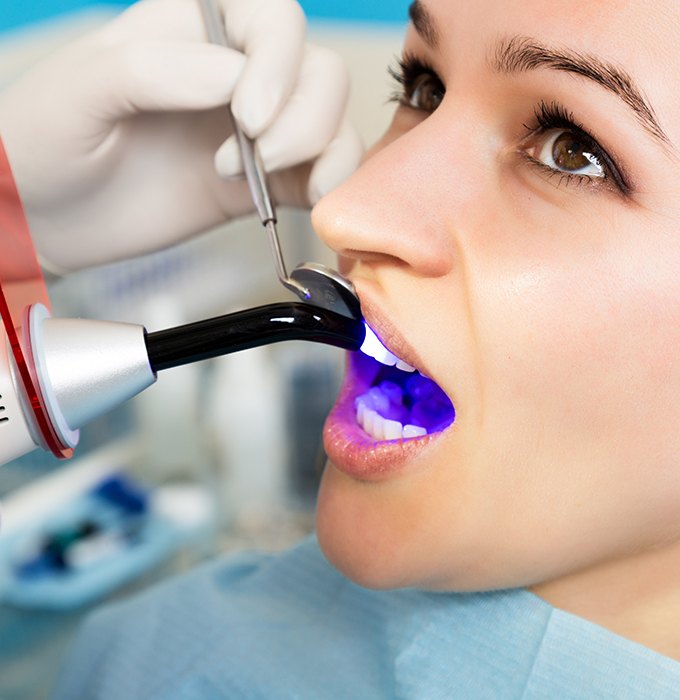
[0,0,363,272]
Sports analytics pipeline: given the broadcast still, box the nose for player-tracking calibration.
[311,109,486,279]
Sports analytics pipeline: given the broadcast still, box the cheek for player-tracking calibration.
[487,249,679,442]
[471,213,680,552]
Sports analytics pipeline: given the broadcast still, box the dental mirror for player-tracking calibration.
[289,262,361,320]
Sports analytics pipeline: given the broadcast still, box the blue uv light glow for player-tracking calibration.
[357,321,456,432]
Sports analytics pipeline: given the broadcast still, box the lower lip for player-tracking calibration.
[322,354,443,481]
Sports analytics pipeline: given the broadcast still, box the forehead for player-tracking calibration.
[416,0,679,53]
[411,0,680,141]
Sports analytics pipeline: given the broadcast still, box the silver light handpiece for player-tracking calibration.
[0,301,365,467]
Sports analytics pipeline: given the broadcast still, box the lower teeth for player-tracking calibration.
[355,377,454,441]
[357,400,427,441]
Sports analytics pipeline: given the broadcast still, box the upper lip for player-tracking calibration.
[354,284,431,377]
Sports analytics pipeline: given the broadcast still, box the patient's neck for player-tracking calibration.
[530,539,680,662]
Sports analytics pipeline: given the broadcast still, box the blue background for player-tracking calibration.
[0,1,408,34]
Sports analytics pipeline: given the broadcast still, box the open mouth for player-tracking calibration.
[353,324,456,441]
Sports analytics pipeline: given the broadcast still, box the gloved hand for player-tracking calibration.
[0,0,362,273]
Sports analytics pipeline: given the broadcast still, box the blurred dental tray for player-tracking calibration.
[0,474,212,609]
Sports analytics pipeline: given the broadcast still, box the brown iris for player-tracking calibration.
[408,73,444,112]
[552,132,597,172]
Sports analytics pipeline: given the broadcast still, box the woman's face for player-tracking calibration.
[312,0,680,593]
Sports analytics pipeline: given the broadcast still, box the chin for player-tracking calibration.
[314,463,425,590]
[316,507,485,593]
[316,520,415,591]
[315,459,553,594]
[314,461,481,592]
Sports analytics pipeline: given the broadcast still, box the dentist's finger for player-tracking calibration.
[215,44,349,178]
[224,0,307,137]
[83,41,245,119]
[307,118,364,204]
[91,0,305,124]
[266,119,363,209]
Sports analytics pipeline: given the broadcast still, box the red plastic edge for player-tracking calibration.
[0,137,73,459]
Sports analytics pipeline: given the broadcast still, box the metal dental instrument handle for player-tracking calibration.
[198,0,308,300]
[197,0,363,321]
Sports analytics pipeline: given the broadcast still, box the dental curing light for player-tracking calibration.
[0,139,364,466]
[1,302,364,465]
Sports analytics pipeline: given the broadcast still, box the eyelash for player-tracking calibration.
[388,53,442,108]
[388,55,630,196]
[522,101,630,195]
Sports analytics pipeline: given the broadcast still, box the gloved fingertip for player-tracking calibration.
[307,120,364,204]
[221,170,247,182]
[307,181,325,207]
[308,141,364,204]
[231,89,279,139]
[215,138,244,179]
[307,164,343,205]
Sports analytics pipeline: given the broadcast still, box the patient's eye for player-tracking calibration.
[389,54,445,113]
[535,130,604,177]
[521,101,629,194]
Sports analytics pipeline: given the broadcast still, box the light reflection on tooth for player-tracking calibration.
[367,387,389,414]
[395,359,416,372]
[379,381,403,405]
[356,398,367,425]
[373,414,386,440]
[359,323,407,369]
[359,325,385,360]
[383,419,403,440]
[356,396,432,441]
[403,424,427,438]
[375,347,398,367]
[364,409,378,436]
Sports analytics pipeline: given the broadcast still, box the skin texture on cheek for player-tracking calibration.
[470,199,680,547]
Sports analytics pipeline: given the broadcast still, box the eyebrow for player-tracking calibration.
[494,36,669,146]
[407,0,672,149]
[408,0,438,49]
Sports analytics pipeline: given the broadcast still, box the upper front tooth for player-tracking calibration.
[374,346,398,367]
[360,325,385,359]
[360,324,416,369]
[395,359,416,372]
